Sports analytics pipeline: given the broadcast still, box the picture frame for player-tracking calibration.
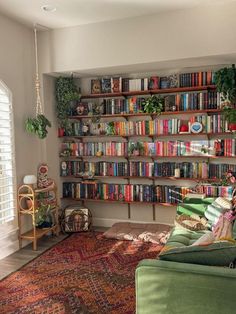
[190,122,203,133]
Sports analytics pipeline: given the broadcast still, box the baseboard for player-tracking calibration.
[93,217,173,228]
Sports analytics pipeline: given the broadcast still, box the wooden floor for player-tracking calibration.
[0,234,68,281]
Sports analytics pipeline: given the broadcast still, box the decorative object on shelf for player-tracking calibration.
[75,102,88,115]
[220,170,236,186]
[25,27,52,140]
[37,163,53,188]
[61,205,92,233]
[149,76,159,90]
[215,64,236,106]
[168,74,179,88]
[88,102,103,124]
[82,122,90,135]
[142,95,164,114]
[106,122,115,135]
[174,168,180,178]
[96,151,103,157]
[23,175,37,186]
[128,142,144,156]
[190,122,203,133]
[179,124,189,133]
[91,79,102,94]
[55,75,80,134]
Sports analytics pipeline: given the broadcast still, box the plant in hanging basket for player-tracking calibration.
[25,114,52,139]
[55,76,81,134]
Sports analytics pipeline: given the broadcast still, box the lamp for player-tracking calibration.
[23,175,37,186]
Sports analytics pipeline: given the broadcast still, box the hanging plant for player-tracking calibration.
[25,28,52,140]
[142,95,164,114]
[214,64,236,105]
[55,76,81,134]
[25,115,51,139]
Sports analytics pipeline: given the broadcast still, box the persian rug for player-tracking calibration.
[0,232,163,314]
[103,222,172,244]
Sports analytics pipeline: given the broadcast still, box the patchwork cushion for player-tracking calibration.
[204,197,232,227]
[159,241,236,266]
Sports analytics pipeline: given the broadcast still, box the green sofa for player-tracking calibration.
[136,198,236,314]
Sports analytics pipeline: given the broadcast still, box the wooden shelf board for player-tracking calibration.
[61,197,176,206]
[60,155,235,160]
[60,175,219,182]
[59,131,233,140]
[20,226,57,239]
[80,85,216,99]
[68,109,221,120]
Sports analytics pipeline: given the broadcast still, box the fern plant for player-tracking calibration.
[214,64,236,104]
[143,95,164,114]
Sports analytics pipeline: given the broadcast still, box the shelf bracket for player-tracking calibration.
[128,203,131,219]
[152,204,156,221]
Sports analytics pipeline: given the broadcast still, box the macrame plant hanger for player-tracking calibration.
[34,26,43,117]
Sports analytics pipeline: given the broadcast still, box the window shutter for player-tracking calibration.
[0,83,16,224]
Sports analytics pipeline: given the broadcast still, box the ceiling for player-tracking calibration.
[0,0,235,29]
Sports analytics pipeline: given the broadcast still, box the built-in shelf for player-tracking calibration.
[60,155,235,160]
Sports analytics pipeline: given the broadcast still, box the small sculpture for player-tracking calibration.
[37,163,53,188]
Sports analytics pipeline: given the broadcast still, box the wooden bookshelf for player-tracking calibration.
[60,76,235,220]
[81,85,216,99]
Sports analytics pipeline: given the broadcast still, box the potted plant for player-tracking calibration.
[214,64,236,106]
[25,114,52,139]
[142,95,164,114]
[128,142,144,156]
[55,76,81,136]
[223,106,236,131]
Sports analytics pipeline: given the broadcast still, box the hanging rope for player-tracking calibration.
[34,27,43,116]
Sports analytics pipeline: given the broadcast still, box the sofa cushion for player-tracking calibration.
[204,197,232,227]
[159,240,236,266]
[163,227,207,248]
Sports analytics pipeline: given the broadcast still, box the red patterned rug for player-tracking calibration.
[0,232,162,314]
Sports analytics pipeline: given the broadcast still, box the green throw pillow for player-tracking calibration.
[159,241,236,266]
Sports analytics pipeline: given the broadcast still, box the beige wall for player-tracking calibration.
[38,2,236,75]
[0,13,43,258]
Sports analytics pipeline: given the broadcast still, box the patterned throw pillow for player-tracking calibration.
[205,197,232,227]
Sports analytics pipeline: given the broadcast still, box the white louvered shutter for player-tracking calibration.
[0,82,16,225]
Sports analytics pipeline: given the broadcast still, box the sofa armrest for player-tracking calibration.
[136,259,236,314]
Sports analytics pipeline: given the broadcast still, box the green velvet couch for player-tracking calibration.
[136,198,236,314]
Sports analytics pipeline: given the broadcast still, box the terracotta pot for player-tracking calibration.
[229,123,236,131]
[58,128,65,137]
[26,199,33,210]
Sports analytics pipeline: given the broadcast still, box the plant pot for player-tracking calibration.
[26,199,33,210]
[229,123,236,131]
[58,128,65,137]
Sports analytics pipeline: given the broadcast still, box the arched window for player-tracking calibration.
[0,81,16,225]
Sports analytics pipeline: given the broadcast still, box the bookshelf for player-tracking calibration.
[59,71,235,220]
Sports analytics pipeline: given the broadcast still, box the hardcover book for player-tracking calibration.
[149,76,159,90]
[101,78,111,93]
[91,79,101,94]
[111,77,121,93]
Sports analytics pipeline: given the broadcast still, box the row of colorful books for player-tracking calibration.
[119,91,219,114]
[62,182,191,203]
[62,182,233,203]
[179,72,215,87]
[62,140,235,157]
[60,161,212,178]
[75,91,219,116]
[86,114,227,136]
[209,164,236,178]
[90,71,215,94]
